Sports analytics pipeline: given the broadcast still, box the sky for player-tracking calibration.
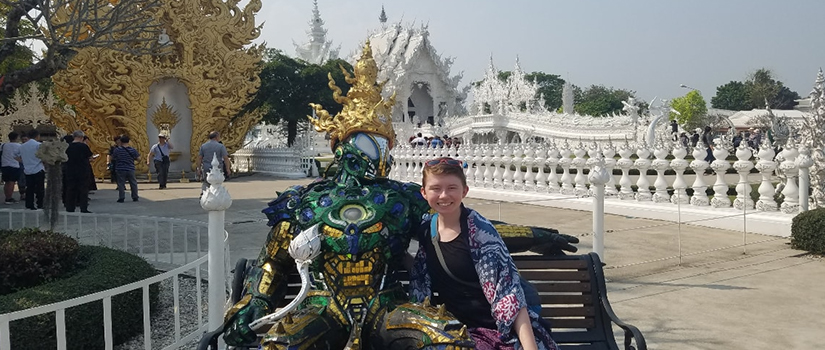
[248,0,825,105]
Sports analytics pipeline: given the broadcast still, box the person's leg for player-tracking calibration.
[64,178,78,212]
[34,171,44,209]
[154,160,164,188]
[160,161,169,188]
[18,167,25,200]
[77,178,90,212]
[3,168,15,202]
[24,173,35,209]
[116,171,126,202]
[128,170,138,200]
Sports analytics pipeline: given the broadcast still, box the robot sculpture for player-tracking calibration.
[221,42,577,349]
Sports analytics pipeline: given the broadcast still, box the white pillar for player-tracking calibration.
[689,141,710,206]
[587,150,611,261]
[780,139,800,214]
[755,142,778,211]
[797,146,813,212]
[200,154,233,332]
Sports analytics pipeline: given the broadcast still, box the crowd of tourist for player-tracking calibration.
[408,132,462,148]
[0,129,232,213]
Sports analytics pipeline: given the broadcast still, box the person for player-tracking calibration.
[670,119,678,135]
[429,135,444,148]
[17,134,28,201]
[64,131,93,212]
[690,129,700,148]
[20,129,44,210]
[197,131,231,193]
[83,136,98,193]
[412,157,557,350]
[410,132,426,146]
[107,135,122,183]
[732,131,744,148]
[111,135,140,202]
[679,132,689,148]
[702,126,715,163]
[147,133,173,189]
[1,132,22,204]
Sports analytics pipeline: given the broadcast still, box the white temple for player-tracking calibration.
[358,19,466,132]
[293,0,340,65]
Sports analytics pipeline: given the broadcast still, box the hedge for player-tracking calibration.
[0,228,81,295]
[791,208,825,255]
[0,246,159,350]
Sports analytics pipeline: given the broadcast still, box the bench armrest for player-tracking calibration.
[589,253,648,350]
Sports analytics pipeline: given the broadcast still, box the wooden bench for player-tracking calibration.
[200,252,646,350]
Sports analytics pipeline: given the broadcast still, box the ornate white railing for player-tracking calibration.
[391,140,813,236]
[0,210,218,350]
[233,147,311,178]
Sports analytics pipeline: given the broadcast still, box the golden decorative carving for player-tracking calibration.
[50,0,264,175]
[309,41,397,150]
[0,85,65,140]
[150,98,181,136]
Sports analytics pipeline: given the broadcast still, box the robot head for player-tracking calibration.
[334,132,392,180]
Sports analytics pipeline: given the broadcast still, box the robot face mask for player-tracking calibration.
[335,132,392,180]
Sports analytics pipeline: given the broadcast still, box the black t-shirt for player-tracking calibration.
[65,142,93,180]
[420,206,497,329]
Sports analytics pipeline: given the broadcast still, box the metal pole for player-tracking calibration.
[207,210,226,330]
[799,167,810,212]
[743,180,748,255]
[677,191,682,266]
[593,184,605,260]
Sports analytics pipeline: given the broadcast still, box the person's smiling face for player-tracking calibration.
[421,173,468,216]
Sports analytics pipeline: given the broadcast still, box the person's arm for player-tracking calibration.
[167,141,173,150]
[147,145,155,165]
[223,154,232,176]
[514,307,538,350]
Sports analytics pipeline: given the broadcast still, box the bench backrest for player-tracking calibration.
[273,253,616,349]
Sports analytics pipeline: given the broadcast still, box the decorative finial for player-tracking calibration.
[308,41,397,150]
[379,5,387,24]
[200,153,232,211]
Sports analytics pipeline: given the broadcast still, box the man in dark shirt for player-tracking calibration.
[112,135,140,202]
[64,131,93,213]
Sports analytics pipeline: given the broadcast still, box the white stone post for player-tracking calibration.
[523,145,536,191]
[634,143,652,201]
[755,142,778,211]
[559,141,575,195]
[587,150,611,261]
[733,143,755,210]
[473,145,484,187]
[689,140,710,206]
[512,145,525,191]
[534,143,547,192]
[502,145,515,190]
[616,141,635,200]
[797,145,813,212]
[780,139,800,214]
[200,154,233,332]
[546,143,561,193]
[670,144,690,205]
[483,146,495,188]
[603,141,618,197]
[652,141,671,203]
[572,141,589,197]
[710,139,732,208]
[491,144,504,189]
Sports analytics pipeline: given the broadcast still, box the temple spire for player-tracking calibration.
[379,5,388,26]
[293,0,339,65]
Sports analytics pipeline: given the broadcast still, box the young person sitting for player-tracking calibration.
[411,157,558,350]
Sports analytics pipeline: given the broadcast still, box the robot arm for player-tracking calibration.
[489,220,579,256]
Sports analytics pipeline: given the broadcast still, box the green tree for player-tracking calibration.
[574,85,640,116]
[744,68,801,109]
[242,49,352,145]
[711,81,752,110]
[670,90,708,130]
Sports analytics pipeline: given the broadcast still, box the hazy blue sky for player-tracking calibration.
[252,0,825,104]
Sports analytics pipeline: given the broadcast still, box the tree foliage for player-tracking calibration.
[670,90,708,131]
[711,81,750,110]
[242,49,352,145]
[574,84,641,116]
[0,0,165,96]
[711,69,801,110]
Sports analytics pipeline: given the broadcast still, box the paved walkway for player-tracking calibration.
[80,174,823,350]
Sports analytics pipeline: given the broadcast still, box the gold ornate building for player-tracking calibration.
[47,0,264,176]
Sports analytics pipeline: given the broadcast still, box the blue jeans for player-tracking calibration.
[116,170,139,200]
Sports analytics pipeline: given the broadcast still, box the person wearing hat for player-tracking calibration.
[147,133,174,189]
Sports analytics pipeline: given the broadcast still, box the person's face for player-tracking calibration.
[159,137,166,144]
[421,173,468,217]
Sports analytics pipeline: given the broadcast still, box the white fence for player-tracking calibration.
[0,210,220,350]
[392,140,811,237]
[233,147,315,178]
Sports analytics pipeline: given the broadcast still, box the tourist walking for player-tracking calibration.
[147,133,173,189]
[64,131,93,212]
[111,135,140,202]
[197,131,231,193]
[1,132,22,204]
[20,129,44,210]
[107,135,122,183]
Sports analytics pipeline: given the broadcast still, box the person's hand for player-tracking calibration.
[223,296,269,346]
[146,161,150,165]
[527,227,579,256]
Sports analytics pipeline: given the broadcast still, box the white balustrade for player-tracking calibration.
[491,145,504,189]
[558,142,575,195]
[689,141,710,206]
[780,140,800,214]
[603,141,618,197]
[733,143,755,210]
[755,142,778,211]
[670,143,690,205]
[634,143,652,201]
[473,145,484,187]
[710,140,732,208]
[512,145,526,191]
[483,146,495,188]
[573,142,589,197]
[523,145,536,191]
[616,141,635,200]
[652,142,671,203]
[797,146,814,212]
[501,145,514,190]
[546,143,561,193]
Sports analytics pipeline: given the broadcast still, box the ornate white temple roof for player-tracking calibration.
[293,0,340,65]
[357,21,465,107]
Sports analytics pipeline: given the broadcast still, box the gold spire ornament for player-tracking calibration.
[309,41,397,149]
